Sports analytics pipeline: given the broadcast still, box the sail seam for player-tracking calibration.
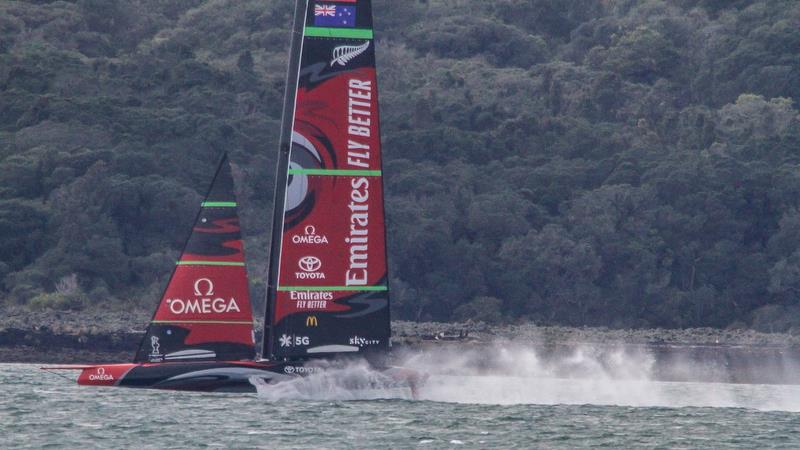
[288,169,381,176]
[278,286,388,292]
[176,261,246,266]
[150,320,254,325]
[304,26,373,39]
[201,201,237,207]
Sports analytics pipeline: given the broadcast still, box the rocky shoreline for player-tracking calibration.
[4,307,800,384]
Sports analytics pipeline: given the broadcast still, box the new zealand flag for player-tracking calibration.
[314,4,356,27]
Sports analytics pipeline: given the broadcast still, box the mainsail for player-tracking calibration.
[265,0,389,359]
[134,153,255,363]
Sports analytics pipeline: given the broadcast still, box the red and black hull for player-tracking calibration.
[73,361,298,393]
[46,360,426,396]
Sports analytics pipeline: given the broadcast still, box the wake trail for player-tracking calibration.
[408,344,800,411]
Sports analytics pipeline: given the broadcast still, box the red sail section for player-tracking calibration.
[134,154,256,363]
[151,264,253,347]
[275,71,385,322]
[269,0,389,358]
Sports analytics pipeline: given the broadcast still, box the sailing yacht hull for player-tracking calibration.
[46,360,425,395]
[73,361,291,393]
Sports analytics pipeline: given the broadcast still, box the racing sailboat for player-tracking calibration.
[42,0,422,395]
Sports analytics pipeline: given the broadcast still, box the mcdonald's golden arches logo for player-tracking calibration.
[306,316,318,327]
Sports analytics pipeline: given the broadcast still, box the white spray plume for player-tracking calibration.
[254,342,800,411]
[252,359,416,401]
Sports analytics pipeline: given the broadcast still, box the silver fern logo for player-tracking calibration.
[331,41,370,67]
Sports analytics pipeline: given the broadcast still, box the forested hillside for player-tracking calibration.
[1,0,799,330]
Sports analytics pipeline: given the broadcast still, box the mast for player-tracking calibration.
[263,0,307,359]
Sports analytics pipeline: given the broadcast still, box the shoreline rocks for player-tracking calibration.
[4,307,800,384]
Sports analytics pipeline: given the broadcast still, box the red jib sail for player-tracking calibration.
[265,0,389,359]
[134,153,255,363]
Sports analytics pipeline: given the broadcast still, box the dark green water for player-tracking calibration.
[4,364,800,449]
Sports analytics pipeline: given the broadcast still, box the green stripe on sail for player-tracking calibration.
[151,320,253,325]
[176,261,245,266]
[304,27,373,39]
[201,201,237,207]
[278,285,388,292]
[288,169,382,176]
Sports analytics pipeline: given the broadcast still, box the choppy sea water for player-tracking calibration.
[4,363,800,449]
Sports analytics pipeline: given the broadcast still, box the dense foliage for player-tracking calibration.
[1,0,799,330]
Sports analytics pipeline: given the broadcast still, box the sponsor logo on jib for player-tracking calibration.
[292,225,329,245]
[296,256,325,279]
[88,367,114,382]
[284,365,318,375]
[166,278,241,314]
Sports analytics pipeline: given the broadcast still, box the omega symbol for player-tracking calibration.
[194,278,214,296]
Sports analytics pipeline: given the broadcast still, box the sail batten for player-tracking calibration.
[304,26,373,39]
[287,169,382,176]
[201,202,238,208]
[265,0,389,359]
[277,285,388,292]
[176,261,246,266]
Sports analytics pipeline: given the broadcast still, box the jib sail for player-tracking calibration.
[265,0,389,359]
[135,153,255,363]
